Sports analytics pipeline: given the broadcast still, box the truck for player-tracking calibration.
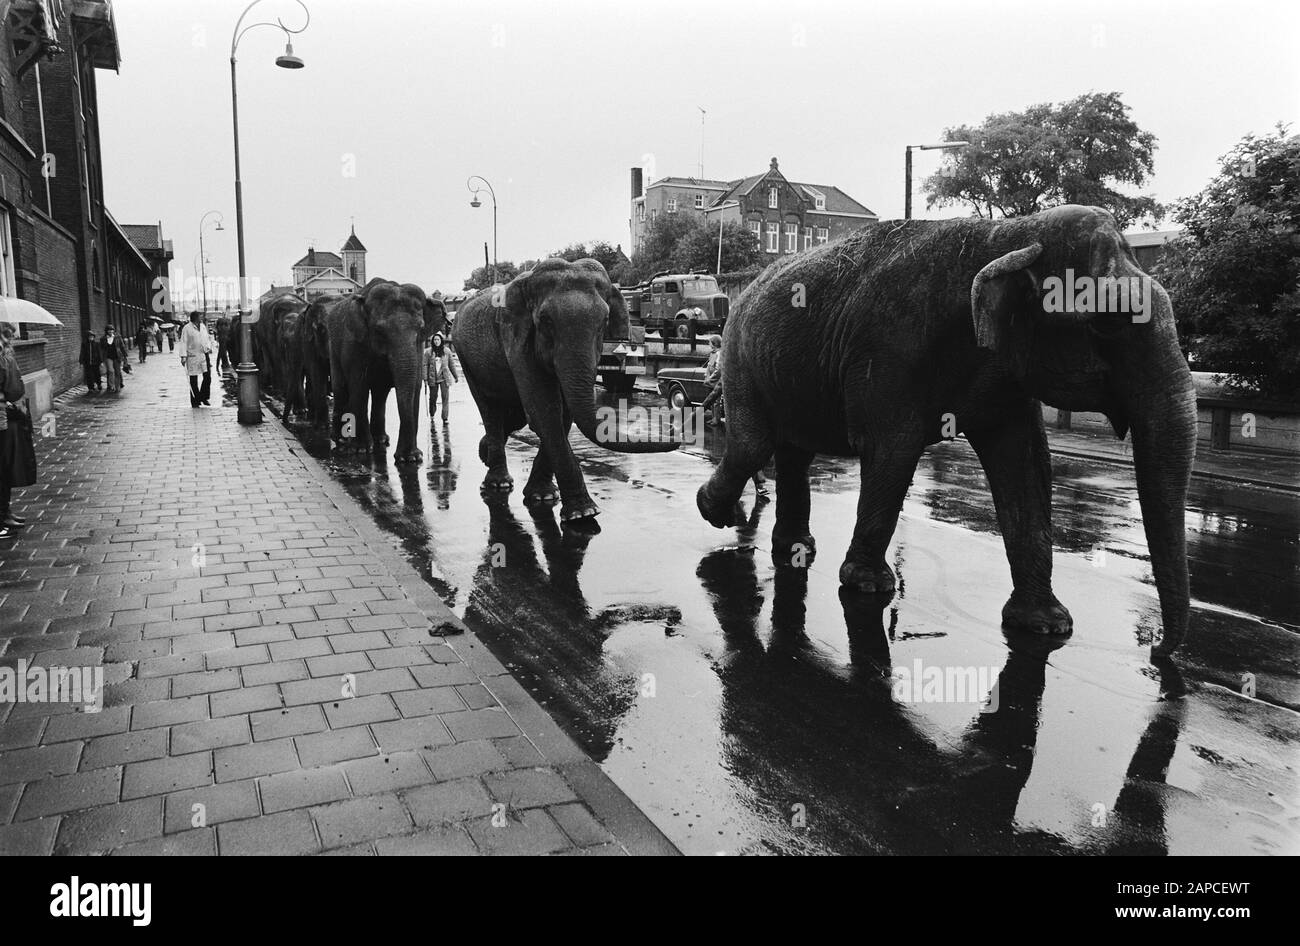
[621,272,730,341]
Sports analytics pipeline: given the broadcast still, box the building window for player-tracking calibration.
[694,194,704,209]
[0,210,15,298]
[785,224,797,252]
[748,221,760,247]
[636,204,645,222]
[766,222,779,253]
[667,197,677,213]
[815,195,826,210]
[815,227,829,244]
[92,239,102,290]
[803,227,813,250]
[651,209,658,221]
[768,187,778,209]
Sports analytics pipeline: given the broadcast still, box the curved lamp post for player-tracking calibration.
[198,210,225,314]
[230,0,310,425]
[904,140,969,220]
[467,176,498,285]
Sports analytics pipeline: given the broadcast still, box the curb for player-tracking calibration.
[1048,444,1298,493]
[254,408,681,856]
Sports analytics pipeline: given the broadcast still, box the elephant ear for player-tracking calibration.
[567,258,628,337]
[970,244,1043,359]
[423,297,448,340]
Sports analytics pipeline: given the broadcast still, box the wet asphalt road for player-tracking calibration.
[261,378,1300,856]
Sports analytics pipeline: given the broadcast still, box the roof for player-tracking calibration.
[259,285,298,302]
[708,175,876,217]
[300,268,362,289]
[341,228,367,252]
[292,250,343,269]
[645,176,733,191]
[122,224,165,251]
[1124,229,1183,247]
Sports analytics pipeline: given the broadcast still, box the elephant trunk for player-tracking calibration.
[559,355,679,454]
[1126,341,1197,655]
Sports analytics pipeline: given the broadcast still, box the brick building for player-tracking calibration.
[1,0,160,404]
[628,157,876,259]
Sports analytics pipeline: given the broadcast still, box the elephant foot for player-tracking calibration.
[839,558,896,593]
[481,473,514,491]
[560,500,601,524]
[773,532,817,566]
[334,438,371,455]
[523,484,560,505]
[395,448,424,466]
[1001,590,1073,636]
[696,483,737,528]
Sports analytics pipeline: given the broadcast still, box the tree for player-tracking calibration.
[628,214,761,281]
[924,92,1160,229]
[1154,125,1300,399]
[463,261,520,291]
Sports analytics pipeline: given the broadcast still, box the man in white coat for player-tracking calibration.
[180,311,214,407]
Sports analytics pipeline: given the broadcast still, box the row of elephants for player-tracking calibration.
[233,206,1198,656]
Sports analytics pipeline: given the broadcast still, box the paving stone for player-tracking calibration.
[210,684,282,718]
[0,742,82,785]
[441,707,520,742]
[306,652,371,677]
[0,816,59,855]
[404,777,494,827]
[54,796,162,854]
[421,740,511,781]
[113,827,216,856]
[0,716,46,752]
[312,794,411,849]
[15,767,122,819]
[171,668,242,697]
[322,694,399,729]
[259,766,350,813]
[493,736,547,768]
[164,780,260,833]
[295,727,376,768]
[455,684,498,711]
[171,631,235,654]
[122,752,213,800]
[410,663,480,688]
[206,645,269,670]
[219,809,319,856]
[171,716,250,754]
[548,802,614,847]
[465,807,572,856]
[214,738,299,782]
[131,694,209,730]
[483,768,579,808]
[343,751,430,796]
[374,825,477,856]
[372,716,454,752]
[241,660,308,687]
[82,728,169,770]
[250,705,326,741]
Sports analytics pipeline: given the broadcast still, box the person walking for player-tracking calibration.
[135,323,150,363]
[180,310,213,407]
[152,320,164,354]
[423,332,460,423]
[215,316,231,372]
[100,325,127,393]
[0,321,36,540]
[80,330,103,393]
[165,320,176,351]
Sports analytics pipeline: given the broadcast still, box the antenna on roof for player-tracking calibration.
[698,106,706,179]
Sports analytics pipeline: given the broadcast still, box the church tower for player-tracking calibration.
[340,224,367,286]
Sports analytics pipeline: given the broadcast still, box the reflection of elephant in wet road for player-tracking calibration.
[698,205,1196,654]
[694,501,1189,853]
[325,278,447,463]
[453,258,678,527]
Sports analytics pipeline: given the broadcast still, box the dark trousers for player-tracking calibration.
[189,370,211,405]
[0,482,10,518]
[217,344,230,371]
[138,341,147,363]
[83,363,101,390]
[428,381,450,420]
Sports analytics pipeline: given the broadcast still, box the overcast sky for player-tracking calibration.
[98,0,1298,298]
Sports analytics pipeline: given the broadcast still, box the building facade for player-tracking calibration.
[628,158,877,260]
[1,0,160,403]
[291,226,367,301]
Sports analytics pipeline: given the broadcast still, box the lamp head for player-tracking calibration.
[276,40,305,69]
[470,197,482,209]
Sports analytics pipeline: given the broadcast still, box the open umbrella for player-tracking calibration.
[0,297,63,326]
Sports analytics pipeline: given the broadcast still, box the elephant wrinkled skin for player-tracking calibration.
[325,277,446,464]
[697,205,1196,655]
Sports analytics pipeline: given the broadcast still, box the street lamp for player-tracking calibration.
[904,140,969,220]
[230,0,310,426]
[198,210,225,314]
[467,176,498,285]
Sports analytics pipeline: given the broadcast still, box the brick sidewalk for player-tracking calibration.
[0,355,676,856]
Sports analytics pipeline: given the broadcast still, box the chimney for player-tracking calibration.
[308,248,316,267]
[630,167,643,200]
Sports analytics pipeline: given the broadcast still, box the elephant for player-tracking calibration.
[452,257,679,526]
[299,299,331,427]
[274,296,309,420]
[696,205,1196,655]
[254,295,287,391]
[325,277,446,463]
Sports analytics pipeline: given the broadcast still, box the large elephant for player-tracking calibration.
[325,277,446,463]
[697,205,1196,655]
[299,299,331,427]
[254,295,289,391]
[453,257,678,526]
[275,296,309,419]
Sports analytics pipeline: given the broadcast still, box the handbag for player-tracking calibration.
[4,402,37,488]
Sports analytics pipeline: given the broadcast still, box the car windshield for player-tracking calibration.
[683,278,719,295]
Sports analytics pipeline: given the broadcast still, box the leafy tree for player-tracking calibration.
[628,215,761,282]
[551,240,628,275]
[463,260,521,291]
[1154,125,1300,399]
[924,92,1160,229]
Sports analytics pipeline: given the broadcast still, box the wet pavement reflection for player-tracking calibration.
[263,377,1300,855]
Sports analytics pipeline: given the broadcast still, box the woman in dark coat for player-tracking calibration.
[0,321,32,540]
[80,330,103,392]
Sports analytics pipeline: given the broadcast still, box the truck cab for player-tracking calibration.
[642,274,729,340]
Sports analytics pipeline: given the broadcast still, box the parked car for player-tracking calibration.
[656,366,709,409]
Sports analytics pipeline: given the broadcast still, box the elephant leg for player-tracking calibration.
[369,384,390,454]
[394,380,423,465]
[772,445,816,561]
[346,373,371,452]
[475,398,516,491]
[697,378,771,529]
[532,408,598,523]
[522,444,560,505]
[967,405,1071,635]
[840,438,924,593]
